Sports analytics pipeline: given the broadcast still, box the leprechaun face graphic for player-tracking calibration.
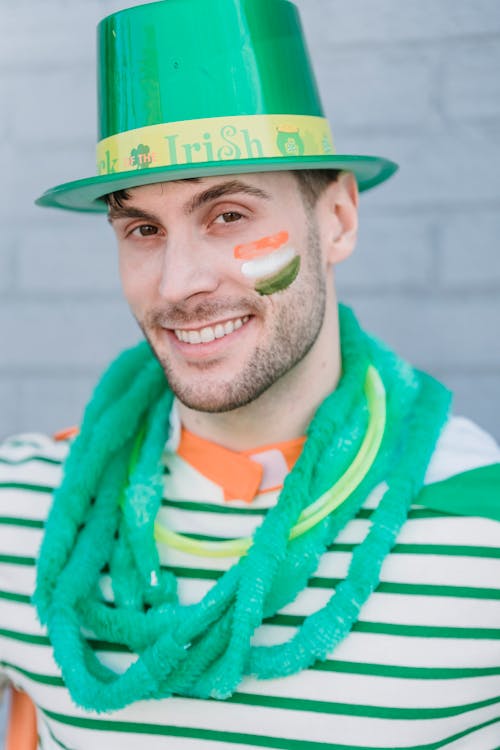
[110,171,357,413]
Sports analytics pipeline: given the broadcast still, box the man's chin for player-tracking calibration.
[167,384,260,414]
[157,357,277,413]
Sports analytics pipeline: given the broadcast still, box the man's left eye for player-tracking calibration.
[214,211,243,224]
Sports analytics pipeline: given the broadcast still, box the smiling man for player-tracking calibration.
[109,172,357,440]
[1,1,500,748]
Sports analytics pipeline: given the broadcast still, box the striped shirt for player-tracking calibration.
[1,415,500,749]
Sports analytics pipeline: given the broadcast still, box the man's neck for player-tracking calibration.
[177,300,341,452]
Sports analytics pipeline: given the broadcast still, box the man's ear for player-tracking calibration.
[317,171,359,266]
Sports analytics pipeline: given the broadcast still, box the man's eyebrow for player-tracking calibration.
[184,180,271,215]
[106,180,271,223]
[107,206,161,224]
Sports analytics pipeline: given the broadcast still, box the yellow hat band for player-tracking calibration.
[96,114,335,176]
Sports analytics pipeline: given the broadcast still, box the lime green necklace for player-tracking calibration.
[154,365,386,557]
[34,305,451,712]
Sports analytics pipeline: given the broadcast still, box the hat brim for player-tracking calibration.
[35,154,398,213]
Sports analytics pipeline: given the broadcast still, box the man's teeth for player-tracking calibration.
[174,316,249,344]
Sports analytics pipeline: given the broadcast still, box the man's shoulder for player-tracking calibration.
[425,416,500,485]
[420,416,500,522]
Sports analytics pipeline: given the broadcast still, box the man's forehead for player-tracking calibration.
[106,172,296,218]
[106,174,287,222]
[130,171,293,194]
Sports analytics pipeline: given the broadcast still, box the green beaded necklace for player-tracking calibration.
[34,306,451,712]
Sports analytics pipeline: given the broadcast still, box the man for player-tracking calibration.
[1,0,499,748]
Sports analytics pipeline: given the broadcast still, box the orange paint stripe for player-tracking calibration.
[234,230,289,260]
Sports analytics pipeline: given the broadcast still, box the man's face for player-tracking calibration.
[109,172,332,412]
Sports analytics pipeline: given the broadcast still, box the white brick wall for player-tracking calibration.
[1,0,499,440]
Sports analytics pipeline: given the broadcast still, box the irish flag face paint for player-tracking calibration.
[234,231,301,295]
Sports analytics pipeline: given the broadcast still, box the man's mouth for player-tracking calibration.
[173,315,250,344]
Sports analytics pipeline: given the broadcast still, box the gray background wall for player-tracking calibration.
[1,0,499,442]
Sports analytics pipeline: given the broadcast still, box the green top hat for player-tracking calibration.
[36,0,398,213]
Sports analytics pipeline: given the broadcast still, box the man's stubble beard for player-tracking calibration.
[139,217,327,413]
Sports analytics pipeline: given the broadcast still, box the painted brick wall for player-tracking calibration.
[1,0,499,440]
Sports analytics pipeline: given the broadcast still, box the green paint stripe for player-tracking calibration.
[159,506,447,522]
[391,543,500,559]
[11,653,500,721]
[4,652,500,690]
[0,626,49,646]
[1,660,64,687]
[169,565,500,600]
[4,655,500,698]
[161,499,268,516]
[313,659,500,680]
[0,626,130,653]
[0,455,62,467]
[167,566,223,581]
[374,582,500,600]
[226,691,500,719]
[39,708,500,750]
[255,255,301,296]
[393,715,500,750]
[352,621,500,639]
[265,616,500,639]
[46,721,74,750]
[326,542,500,559]
[0,516,45,529]
[0,553,36,566]
[0,589,31,604]
[357,508,451,520]
[0,482,53,493]
[309,578,500,600]
[181,531,241,543]
[3,618,498,658]
[3,609,499,683]
[87,639,131,653]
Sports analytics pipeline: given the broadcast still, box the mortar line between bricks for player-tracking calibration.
[428,219,444,292]
[359,201,500,216]
[302,32,500,55]
[0,368,126,379]
[340,289,500,301]
[0,293,126,303]
[433,368,500,378]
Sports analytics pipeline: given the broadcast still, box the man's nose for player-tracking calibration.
[158,234,220,303]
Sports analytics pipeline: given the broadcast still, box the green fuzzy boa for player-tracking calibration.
[34,306,451,712]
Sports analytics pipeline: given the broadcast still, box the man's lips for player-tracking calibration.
[168,315,251,345]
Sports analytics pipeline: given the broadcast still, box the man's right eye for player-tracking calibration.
[213,211,243,224]
[131,224,158,237]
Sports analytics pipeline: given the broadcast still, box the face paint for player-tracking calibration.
[255,255,301,295]
[234,230,300,295]
[234,230,289,259]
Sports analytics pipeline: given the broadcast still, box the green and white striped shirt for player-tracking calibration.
[1,415,499,749]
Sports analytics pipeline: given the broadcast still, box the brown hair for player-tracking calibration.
[104,169,341,211]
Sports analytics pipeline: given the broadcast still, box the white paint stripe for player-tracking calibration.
[241,246,296,280]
